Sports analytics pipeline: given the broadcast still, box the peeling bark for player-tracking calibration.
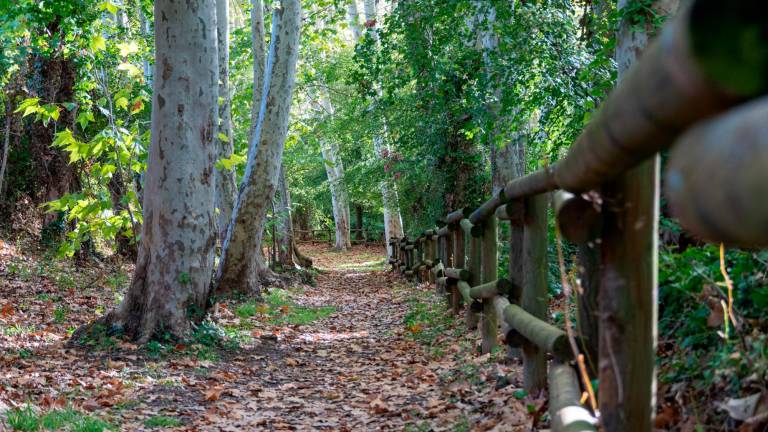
[249,0,266,142]
[276,165,296,268]
[215,0,237,240]
[317,93,352,250]
[215,0,301,297]
[79,0,220,343]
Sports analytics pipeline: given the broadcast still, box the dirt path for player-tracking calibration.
[1,243,533,431]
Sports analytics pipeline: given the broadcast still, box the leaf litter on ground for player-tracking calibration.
[1,240,536,431]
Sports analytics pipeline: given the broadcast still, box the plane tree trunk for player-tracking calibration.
[75,0,220,343]
[215,0,301,297]
[215,0,237,240]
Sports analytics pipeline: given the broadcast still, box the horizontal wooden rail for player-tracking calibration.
[666,96,768,248]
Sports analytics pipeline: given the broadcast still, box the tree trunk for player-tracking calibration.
[107,167,137,259]
[323,142,352,250]
[362,0,405,257]
[598,1,678,429]
[215,0,237,240]
[26,51,80,224]
[215,0,301,297]
[249,0,266,143]
[347,0,362,41]
[355,204,363,240]
[276,165,296,269]
[0,106,10,201]
[81,0,220,343]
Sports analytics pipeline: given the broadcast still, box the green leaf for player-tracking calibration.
[14,98,39,113]
[115,97,129,110]
[89,35,106,53]
[117,62,142,77]
[99,1,119,14]
[117,41,139,57]
[21,105,38,118]
[217,132,230,143]
[216,153,246,171]
[76,111,95,130]
[52,129,76,148]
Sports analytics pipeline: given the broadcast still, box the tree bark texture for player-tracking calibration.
[216,0,301,296]
[215,0,237,240]
[276,164,296,268]
[95,0,220,342]
[249,0,266,142]
[318,93,352,250]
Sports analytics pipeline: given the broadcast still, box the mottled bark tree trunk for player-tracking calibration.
[598,0,678,429]
[80,0,220,342]
[215,0,301,296]
[362,0,404,257]
[275,165,296,268]
[322,140,352,250]
[317,92,352,250]
[214,0,237,240]
[249,0,266,143]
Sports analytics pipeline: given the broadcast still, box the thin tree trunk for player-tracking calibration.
[77,0,220,343]
[321,139,352,250]
[362,0,404,257]
[215,0,237,240]
[0,107,10,201]
[315,89,351,251]
[276,165,296,268]
[355,204,363,240]
[347,0,362,41]
[215,0,301,296]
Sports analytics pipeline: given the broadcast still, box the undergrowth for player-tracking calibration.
[4,405,113,432]
[658,243,768,423]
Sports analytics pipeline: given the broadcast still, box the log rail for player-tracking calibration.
[388,2,768,431]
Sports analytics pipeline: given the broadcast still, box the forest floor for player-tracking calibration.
[0,240,539,431]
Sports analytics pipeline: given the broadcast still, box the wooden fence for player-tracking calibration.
[388,3,768,431]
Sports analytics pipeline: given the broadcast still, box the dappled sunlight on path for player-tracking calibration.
[1,244,531,431]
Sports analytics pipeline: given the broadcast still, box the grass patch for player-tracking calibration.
[143,415,183,428]
[2,324,36,337]
[5,405,114,431]
[264,289,335,325]
[402,290,453,346]
[231,289,335,327]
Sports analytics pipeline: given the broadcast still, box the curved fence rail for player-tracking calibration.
[389,2,768,431]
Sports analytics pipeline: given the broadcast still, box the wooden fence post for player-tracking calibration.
[451,225,466,315]
[599,158,659,431]
[480,217,498,354]
[464,220,481,331]
[522,193,548,392]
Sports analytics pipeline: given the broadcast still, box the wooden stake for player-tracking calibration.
[480,217,498,354]
[522,193,548,392]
